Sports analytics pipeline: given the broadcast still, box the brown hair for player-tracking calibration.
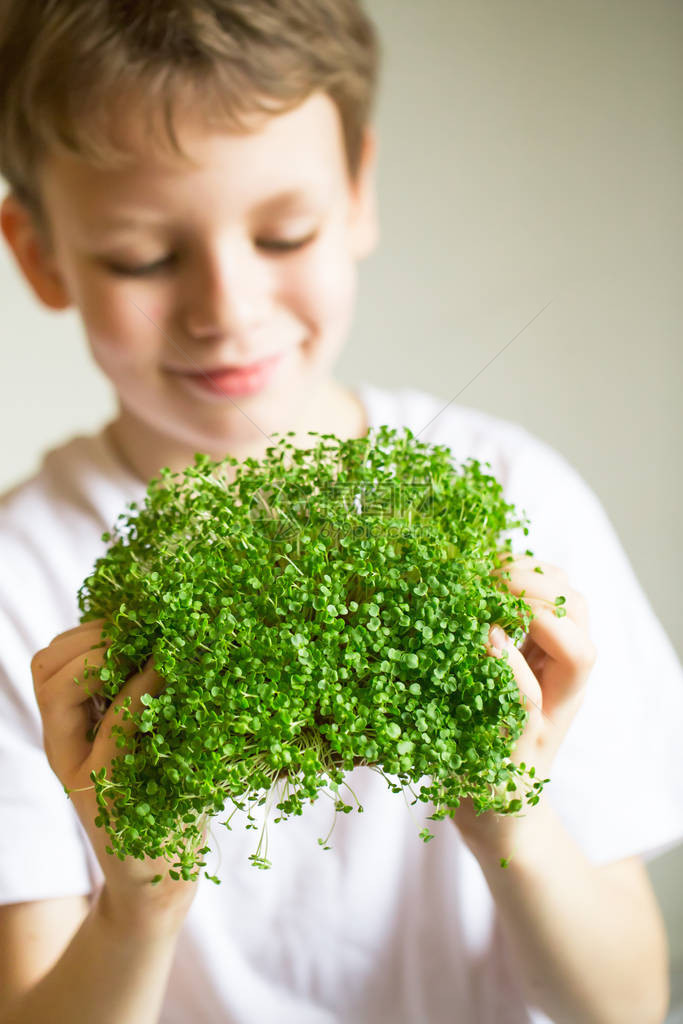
[0,0,381,238]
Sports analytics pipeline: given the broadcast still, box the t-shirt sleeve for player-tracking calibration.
[503,431,683,867]
[0,603,100,904]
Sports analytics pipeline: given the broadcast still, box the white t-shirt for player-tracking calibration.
[1,381,682,1024]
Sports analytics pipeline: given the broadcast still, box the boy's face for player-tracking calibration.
[2,91,377,472]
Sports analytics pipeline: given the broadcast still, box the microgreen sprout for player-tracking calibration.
[75,425,546,882]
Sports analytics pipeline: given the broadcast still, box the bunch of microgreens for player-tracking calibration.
[75,425,550,884]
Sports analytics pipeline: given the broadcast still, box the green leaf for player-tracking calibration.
[77,424,546,877]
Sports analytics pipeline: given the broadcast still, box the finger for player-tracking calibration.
[55,618,108,641]
[35,644,109,711]
[492,557,570,595]
[36,645,111,779]
[492,559,569,594]
[492,570,587,629]
[523,642,548,680]
[493,551,568,583]
[520,631,540,658]
[31,624,110,687]
[520,599,596,670]
[90,657,168,772]
[487,625,543,719]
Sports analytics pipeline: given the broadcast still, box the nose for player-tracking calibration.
[180,242,266,344]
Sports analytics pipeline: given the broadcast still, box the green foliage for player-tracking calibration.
[76,425,546,882]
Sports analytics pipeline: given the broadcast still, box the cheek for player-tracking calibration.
[287,239,357,337]
[77,277,165,370]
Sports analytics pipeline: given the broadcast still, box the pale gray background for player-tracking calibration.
[1,0,681,1018]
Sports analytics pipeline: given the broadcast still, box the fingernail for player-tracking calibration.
[490,625,508,649]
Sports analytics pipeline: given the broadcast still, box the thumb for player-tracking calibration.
[90,656,167,774]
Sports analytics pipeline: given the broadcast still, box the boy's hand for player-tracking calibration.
[451,552,598,857]
[31,620,204,935]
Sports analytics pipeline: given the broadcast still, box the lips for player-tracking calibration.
[171,351,286,398]
[174,354,280,377]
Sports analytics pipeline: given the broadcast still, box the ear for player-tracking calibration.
[348,125,380,261]
[0,192,72,310]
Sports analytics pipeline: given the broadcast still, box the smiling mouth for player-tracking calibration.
[168,353,283,377]
[170,351,286,398]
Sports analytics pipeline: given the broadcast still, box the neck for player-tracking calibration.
[105,379,368,486]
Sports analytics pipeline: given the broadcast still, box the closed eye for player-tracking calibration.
[105,255,177,277]
[257,232,318,253]
[104,232,318,277]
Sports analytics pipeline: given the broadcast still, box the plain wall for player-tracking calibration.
[1,0,681,1018]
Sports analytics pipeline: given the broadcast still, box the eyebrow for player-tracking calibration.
[96,188,320,231]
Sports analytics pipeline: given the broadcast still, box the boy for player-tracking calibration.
[0,2,681,1022]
